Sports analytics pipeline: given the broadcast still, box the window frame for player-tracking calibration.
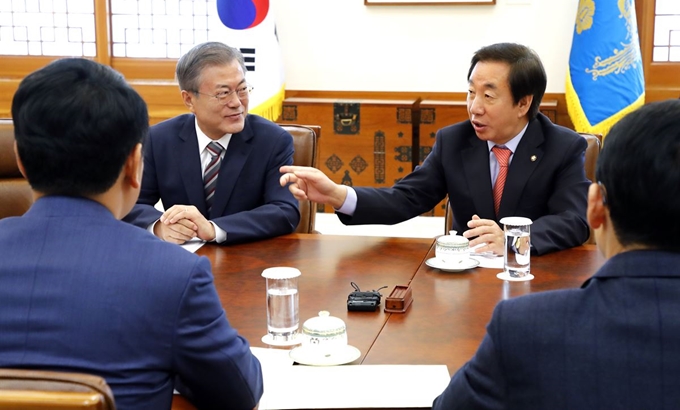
[638,0,680,99]
[0,0,680,101]
[0,0,177,82]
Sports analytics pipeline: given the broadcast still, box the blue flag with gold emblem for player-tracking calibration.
[566,0,645,139]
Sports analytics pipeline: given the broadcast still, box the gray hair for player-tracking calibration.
[175,42,247,92]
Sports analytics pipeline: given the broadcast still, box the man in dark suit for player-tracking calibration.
[0,58,263,410]
[124,42,299,245]
[432,99,680,409]
[280,43,589,255]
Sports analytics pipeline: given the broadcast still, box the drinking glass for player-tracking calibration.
[262,267,301,344]
[499,217,532,278]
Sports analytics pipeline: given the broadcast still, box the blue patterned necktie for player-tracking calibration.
[203,141,224,214]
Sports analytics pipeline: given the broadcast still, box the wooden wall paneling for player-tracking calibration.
[112,59,177,81]
[129,82,187,125]
[0,80,19,119]
[281,97,418,214]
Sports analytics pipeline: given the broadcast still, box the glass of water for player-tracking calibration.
[262,267,301,344]
[499,217,532,278]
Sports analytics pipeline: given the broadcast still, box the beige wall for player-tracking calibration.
[272,0,579,93]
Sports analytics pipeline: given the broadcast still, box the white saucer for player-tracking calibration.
[261,333,303,347]
[425,257,480,272]
[496,271,535,282]
[289,345,361,366]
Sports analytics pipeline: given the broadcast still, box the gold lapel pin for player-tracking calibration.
[530,155,537,162]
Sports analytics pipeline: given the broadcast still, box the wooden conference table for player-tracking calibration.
[173,233,606,409]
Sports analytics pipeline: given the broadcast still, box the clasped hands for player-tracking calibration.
[153,205,216,244]
[279,165,505,255]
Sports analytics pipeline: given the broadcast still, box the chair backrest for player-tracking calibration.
[0,369,116,410]
[579,132,601,244]
[0,119,33,219]
[280,124,321,234]
[579,132,601,185]
[444,132,602,244]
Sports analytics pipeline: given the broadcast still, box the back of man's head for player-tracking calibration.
[12,58,148,197]
[595,99,680,251]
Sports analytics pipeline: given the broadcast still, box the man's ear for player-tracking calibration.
[517,95,533,118]
[124,143,143,189]
[181,90,196,113]
[587,182,606,230]
[13,141,27,179]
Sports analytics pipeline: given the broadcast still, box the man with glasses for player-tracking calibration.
[432,99,680,409]
[124,42,299,244]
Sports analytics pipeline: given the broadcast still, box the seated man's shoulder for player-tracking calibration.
[435,121,476,149]
[537,114,584,143]
[116,221,207,276]
[494,287,582,331]
[439,119,474,136]
[249,114,290,135]
[149,114,194,135]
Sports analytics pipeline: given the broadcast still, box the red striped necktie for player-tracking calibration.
[492,145,511,217]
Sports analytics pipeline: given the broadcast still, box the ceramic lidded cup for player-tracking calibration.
[435,230,470,265]
[301,311,348,355]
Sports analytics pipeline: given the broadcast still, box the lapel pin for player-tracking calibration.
[530,155,537,162]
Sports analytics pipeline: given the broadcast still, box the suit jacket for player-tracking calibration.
[338,114,589,254]
[124,113,300,244]
[0,196,263,410]
[432,250,680,410]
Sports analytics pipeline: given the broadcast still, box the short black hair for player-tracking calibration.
[595,99,680,251]
[468,43,547,119]
[12,58,148,196]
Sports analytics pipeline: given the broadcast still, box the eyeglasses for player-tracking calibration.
[193,84,253,105]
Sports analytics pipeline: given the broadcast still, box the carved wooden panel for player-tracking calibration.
[282,97,417,213]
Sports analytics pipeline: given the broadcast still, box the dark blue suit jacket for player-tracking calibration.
[0,196,263,410]
[124,113,299,244]
[433,250,680,410]
[338,114,589,254]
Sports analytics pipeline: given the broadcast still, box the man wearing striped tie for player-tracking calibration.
[124,42,299,245]
[281,43,589,255]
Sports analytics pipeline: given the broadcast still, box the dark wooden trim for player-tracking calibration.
[638,0,680,91]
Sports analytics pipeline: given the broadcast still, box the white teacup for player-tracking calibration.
[301,311,348,356]
[435,231,470,265]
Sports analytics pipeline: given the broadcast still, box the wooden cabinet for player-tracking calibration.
[281,97,419,213]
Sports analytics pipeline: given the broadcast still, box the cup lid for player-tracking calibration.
[437,231,469,245]
[302,311,346,337]
[261,267,302,279]
[499,217,533,226]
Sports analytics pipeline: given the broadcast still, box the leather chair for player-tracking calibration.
[0,119,33,219]
[579,132,601,186]
[579,132,601,244]
[0,369,116,409]
[280,124,321,234]
[443,132,602,243]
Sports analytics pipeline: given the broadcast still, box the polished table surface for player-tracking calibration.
[173,234,606,409]
[362,243,606,371]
